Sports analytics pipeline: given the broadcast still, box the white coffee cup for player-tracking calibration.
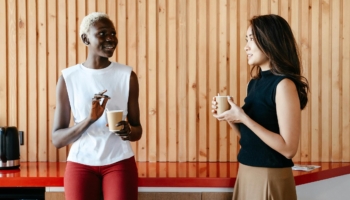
[106,110,123,131]
[215,96,230,114]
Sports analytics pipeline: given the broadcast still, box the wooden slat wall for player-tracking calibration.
[0,0,350,163]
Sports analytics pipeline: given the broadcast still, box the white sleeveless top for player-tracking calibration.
[62,62,134,166]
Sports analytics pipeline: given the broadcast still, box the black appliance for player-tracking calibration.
[0,126,23,169]
[0,187,45,200]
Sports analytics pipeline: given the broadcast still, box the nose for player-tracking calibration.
[244,43,250,51]
[106,35,112,41]
[106,34,116,42]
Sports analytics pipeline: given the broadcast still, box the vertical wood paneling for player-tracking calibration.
[1,0,350,162]
[87,0,96,15]
[57,0,67,82]
[238,0,248,110]
[228,0,240,161]
[137,0,147,162]
[218,0,228,161]
[76,0,86,64]
[261,0,269,14]
[249,0,259,17]
[331,0,341,161]
[177,0,187,162]
[7,0,17,127]
[187,0,197,161]
[97,0,106,13]
[167,0,177,162]
[57,0,68,162]
[290,0,301,162]
[17,0,27,161]
[342,0,350,162]
[67,0,76,68]
[300,0,311,162]
[280,0,289,22]
[147,0,157,162]
[107,0,117,62]
[27,0,37,162]
[197,0,207,162]
[47,0,57,162]
[37,0,47,162]
[208,0,218,161]
[157,0,167,161]
[321,0,331,162]
[116,0,126,63]
[270,0,279,14]
[310,0,321,162]
[0,0,7,125]
[125,0,137,159]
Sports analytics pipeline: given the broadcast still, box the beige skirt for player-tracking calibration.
[232,163,297,200]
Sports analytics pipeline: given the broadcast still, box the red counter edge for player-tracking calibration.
[1,164,350,187]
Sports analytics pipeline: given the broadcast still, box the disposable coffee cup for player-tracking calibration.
[106,110,123,131]
[215,96,230,114]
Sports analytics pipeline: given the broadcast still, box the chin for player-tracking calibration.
[103,52,115,58]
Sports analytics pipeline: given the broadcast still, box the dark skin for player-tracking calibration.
[52,18,142,149]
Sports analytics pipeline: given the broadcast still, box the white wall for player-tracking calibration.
[296,174,350,200]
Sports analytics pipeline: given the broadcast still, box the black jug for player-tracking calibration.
[0,126,21,169]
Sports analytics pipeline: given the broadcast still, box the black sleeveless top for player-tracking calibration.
[237,70,294,168]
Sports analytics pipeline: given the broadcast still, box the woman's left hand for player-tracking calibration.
[114,121,132,140]
[212,96,245,123]
[90,90,110,122]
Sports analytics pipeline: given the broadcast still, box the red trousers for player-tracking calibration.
[64,156,138,200]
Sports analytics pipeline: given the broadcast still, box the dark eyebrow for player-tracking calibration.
[245,34,253,38]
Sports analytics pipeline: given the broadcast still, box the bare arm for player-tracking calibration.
[51,76,108,148]
[239,79,301,159]
[227,121,241,138]
[126,71,142,141]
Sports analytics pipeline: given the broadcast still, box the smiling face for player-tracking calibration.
[84,18,118,58]
[245,26,270,70]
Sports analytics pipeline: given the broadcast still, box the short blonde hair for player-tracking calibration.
[79,12,109,38]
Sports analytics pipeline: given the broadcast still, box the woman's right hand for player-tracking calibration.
[212,96,245,123]
[89,90,110,122]
[211,96,218,114]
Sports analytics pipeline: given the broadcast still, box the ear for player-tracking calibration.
[81,34,90,45]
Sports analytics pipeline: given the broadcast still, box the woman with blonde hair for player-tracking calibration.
[52,12,142,200]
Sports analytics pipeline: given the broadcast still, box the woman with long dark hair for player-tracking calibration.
[212,14,309,200]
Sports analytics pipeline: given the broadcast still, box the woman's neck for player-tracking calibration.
[83,55,111,69]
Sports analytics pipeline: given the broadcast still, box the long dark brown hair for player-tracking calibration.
[249,14,309,109]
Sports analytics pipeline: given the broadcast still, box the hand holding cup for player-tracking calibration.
[106,110,132,140]
[106,110,124,131]
[212,95,230,115]
[114,121,132,140]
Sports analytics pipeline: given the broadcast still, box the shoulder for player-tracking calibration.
[276,78,297,92]
[62,64,81,76]
[111,62,133,72]
[130,71,138,81]
[275,78,299,104]
[62,64,81,72]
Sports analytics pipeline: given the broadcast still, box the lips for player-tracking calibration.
[103,45,115,50]
[247,54,252,59]
[102,42,116,50]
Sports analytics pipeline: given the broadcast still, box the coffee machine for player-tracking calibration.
[0,126,23,169]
